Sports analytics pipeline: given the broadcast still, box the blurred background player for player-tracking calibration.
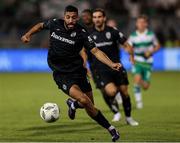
[106,18,123,106]
[81,9,122,122]
[128,15,161,109]
[90,8,138,126]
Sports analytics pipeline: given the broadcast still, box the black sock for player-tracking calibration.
[74,101,84,109]
[122,95,131,117]
[101,90,119,114]
[92,110,111,129]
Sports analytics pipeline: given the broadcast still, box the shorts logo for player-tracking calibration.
[93,35,97,40]
[70,32,76,37]
[106,32,111,39]
[62,84,67,90]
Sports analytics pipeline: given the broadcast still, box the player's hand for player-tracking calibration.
[110,63,122,71]
[129,55,135,65]
[144,51,152,58]
[21,34,31,43]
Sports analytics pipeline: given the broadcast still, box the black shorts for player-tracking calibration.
[89,64,101,89]
[96,66,129,88]
[53,71,92,95]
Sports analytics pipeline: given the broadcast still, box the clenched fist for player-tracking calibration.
[21,34,31,43]
[110,63,122,71]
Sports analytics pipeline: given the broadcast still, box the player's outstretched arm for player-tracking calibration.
[123,41,135,65]
[91,47,121,71]
[21,22,44,43]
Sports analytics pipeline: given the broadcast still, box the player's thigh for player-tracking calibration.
[53,71,75,95]
[69,84,91,105]
[69,85,98,116]
[132,64,143,84]
[143,67,152,83]
[142,68,152,89]
[104,82,118,97]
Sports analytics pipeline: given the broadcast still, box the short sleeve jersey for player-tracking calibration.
[90,26,127,71]
[128,29,159,64]
[43,19,95,74]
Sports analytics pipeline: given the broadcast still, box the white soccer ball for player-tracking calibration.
[40,103,60,123]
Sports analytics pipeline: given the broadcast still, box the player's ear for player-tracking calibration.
[104,16,107,22]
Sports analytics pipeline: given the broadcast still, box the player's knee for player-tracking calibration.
[143,83,150,90]
[143,85,149,90]
[119,88,129,97]
[105,88,117,97]
[121,91,129,98]
[134,75,142,84]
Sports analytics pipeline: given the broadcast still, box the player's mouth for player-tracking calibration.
[67,24,75,29]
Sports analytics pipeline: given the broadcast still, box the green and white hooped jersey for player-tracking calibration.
[128,29,158,65]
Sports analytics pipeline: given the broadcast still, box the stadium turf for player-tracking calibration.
[0,72,180,142]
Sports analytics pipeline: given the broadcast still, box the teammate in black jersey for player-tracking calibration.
[21,5,120,142]
[91,8,139,126]
[81,9,122,121]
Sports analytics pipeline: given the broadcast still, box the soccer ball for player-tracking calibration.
[40,103,60,123]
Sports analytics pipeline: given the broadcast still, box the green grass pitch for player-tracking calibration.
[0,72,180,142]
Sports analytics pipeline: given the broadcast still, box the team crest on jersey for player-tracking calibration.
[70,32,76,37]
[119,32,123,38]
[88,36,93,42]
[62,84,67,91]
[93,35,97,40]
[82,29,86,32]
[106,32,111,39]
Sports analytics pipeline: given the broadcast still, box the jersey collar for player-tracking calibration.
[136,29,148,36]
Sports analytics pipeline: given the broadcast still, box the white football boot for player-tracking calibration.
[112,112,121,122]
[126,117,139,126]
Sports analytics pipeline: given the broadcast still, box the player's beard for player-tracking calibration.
[95,21,104,29]
[64,22,75,30]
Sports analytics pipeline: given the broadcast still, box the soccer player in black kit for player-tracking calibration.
[81,9,122,122]
[21,5,120,142]
[90,8,139,126]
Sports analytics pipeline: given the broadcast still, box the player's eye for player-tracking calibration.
[72,16,77,20]
[66,16,70,19]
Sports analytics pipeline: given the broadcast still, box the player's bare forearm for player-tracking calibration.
[145,43,161,58]
[26,22,44,36]
[91,47,121,71]
[123,42,134,55]
[123,42,135,64]
[21,22,44,43]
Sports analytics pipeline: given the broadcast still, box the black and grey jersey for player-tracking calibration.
[43,19,95,74]
[90,26,127,71]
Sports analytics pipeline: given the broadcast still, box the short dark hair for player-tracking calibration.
[64,5,78,14]
[93,8,106,17]
[137,14,149,22]
[82,9,92,15]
